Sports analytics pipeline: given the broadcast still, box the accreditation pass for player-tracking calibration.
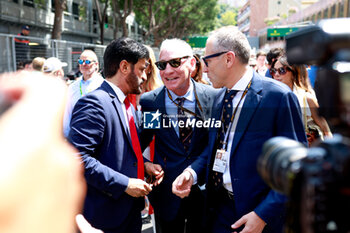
[213,149,228,173]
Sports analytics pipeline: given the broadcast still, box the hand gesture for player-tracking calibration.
[231,211,266,233]
[144,162,164,186]
[172,169,193,198]
[125,178,152,197]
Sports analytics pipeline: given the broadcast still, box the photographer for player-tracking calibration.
[0,71,102,233]
[258,18,350,233]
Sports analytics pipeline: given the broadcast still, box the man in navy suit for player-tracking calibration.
[68,37,164,233]
[173,27,307,233]
[140,39,219,233]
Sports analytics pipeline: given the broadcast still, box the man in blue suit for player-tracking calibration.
[68,38,164,233]
[173,27,307,233]
[140,39,219,233]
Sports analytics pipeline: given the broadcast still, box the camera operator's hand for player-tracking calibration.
[0,71,86,233]
[76,214,103,233]
[231,211,266,233]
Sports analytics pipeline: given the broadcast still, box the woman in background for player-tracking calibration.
[270,55,332,145]
[191,54,208,84]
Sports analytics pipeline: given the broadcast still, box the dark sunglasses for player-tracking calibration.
[202,51,229,66]
[155,56,190,70]
[270,67,289,76]
[78,59,95,65]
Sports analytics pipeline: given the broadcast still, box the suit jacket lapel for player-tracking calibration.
[188,81,212,153]
[230,73,263,156]
[101,81,133,147]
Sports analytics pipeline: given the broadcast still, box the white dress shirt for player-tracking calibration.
[222,67,253,191]
[104,80,129,131]
[165,81,195,137]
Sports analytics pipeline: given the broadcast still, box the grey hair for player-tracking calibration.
[160,38,193,57]
[209,26,251,64]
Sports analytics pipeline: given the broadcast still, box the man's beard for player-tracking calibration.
[126,68,142,95]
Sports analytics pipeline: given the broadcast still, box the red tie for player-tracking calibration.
[124,98,144,180]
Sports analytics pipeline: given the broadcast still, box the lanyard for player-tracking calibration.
[79,80,84,97]
[221,79,252,150]
[166,85,203,120]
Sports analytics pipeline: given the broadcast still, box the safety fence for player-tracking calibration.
[0,33,107,74]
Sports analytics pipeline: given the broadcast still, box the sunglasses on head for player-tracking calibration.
[270,66,289,76]
[155,56,190,70]
[78,59,95,65]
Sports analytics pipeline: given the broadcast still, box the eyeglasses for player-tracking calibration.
[155,56,190,70]
[78,59,95,65]
[202,51,229,67]
[270,67,290,76]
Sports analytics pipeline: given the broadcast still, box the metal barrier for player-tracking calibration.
[0,33,107,74]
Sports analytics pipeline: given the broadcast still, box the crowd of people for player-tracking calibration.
[0,25,333,233]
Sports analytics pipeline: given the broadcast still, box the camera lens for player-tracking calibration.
[258,137,307,195]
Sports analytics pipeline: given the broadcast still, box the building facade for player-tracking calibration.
[237,0,307,37]
[258,0,349,49]
[0,0,142,44]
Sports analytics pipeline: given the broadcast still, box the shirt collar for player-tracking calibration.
[81,73,100,84]
[167,80,195,102]
[230,66,253,91]
[105,80,126,104]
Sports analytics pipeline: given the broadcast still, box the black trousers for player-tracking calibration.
[154,185,206,233]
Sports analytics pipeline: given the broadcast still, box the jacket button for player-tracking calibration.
[133,162,137,167]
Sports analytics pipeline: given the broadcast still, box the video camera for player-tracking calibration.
[258,19,350,233]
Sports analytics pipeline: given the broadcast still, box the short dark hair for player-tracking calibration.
[103,37,149,78]
[266,47,285,65]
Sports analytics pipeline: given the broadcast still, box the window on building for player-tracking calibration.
[51,0,55,12]
[93,9,97,33]
[23,0,34,7]
[324,7,329,18]
[331,4,336,18]
[339,2,344,17]
[73,2,79,20]
[312,14,316,22]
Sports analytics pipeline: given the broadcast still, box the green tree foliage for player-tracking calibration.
[216,3,238,27]
[220,11,237,26]
[134,0,217,46]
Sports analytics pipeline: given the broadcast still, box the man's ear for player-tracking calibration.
[226,51,235,68]
[189,56,197,73]
[119,60,130,75]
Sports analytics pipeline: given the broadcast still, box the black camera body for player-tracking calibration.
[258,19,350,233]
[258,136,350,233]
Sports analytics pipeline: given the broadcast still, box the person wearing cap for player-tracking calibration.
[43,57,67,79]
[63,49,104,137]
[14,25,31,68]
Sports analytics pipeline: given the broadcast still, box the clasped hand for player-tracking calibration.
[125,162,164,197]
